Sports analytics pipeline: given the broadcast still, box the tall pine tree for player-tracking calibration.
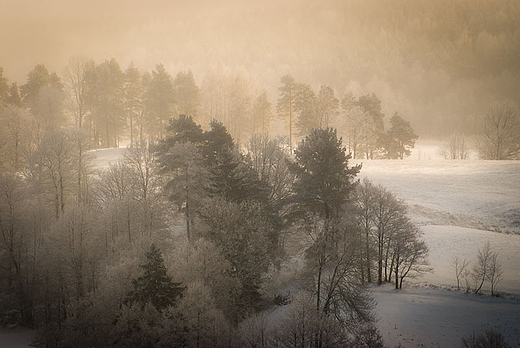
[277,74,298,153]
[126,244,184,311]
[289,128,361,220]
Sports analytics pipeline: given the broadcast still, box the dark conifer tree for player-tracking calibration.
[126,244,183,311]
[289,127,361,220]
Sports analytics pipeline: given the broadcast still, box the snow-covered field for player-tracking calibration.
[89,147,127,169]
[355,142,520,347]
[372,283,520,348]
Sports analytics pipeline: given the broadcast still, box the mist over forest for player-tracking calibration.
[2,0,519,137]
[1,1,520,347]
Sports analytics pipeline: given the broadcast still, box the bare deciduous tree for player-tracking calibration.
[439,132,470,160]
[452,256,470,291]
[472,241,493,294]
[476,105,520,160]
[486,251,503,296]
[64,55,92,130]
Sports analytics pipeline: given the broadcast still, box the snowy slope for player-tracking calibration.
[353,158,520,234]
[372,283,520,348]
[354,143,520,347]
[89,148,128,169]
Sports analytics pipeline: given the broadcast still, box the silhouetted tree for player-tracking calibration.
[173,70,200,120]
[252,90,273,135]
[277,75,298,153]
[123,62,144,148]
[381,112,418,159]
[295,83,318,137]
[317,85,339,129]
[144,64,175,139]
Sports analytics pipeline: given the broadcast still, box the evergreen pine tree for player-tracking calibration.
[289,128,361,220]
[277,74,298,153]
[126,244,184,311]
[383,112,418,159]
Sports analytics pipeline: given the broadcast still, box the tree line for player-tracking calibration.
[0,60,420,173]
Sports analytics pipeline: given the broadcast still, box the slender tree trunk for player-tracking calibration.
[365,225,371,283]
[395,250,399,289]
[130,109,134,148]
[185,169,191,242]
[77,142,82,203]
[289,90,293,154]
[105,113,110,148]
[127,203,131,243]
[378,230,383,285]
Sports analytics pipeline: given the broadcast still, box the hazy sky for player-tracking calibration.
[2,0,519,136]
[1,0,297,82]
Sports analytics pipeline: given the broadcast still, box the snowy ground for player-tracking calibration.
[352,157,520,235]
[354,142,520,347]
[89,147,127,169]
[372,283,520,348]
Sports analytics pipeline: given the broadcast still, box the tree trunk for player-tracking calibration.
[186,168,191,242]
[395,251,399,289]
[366,226,371,283]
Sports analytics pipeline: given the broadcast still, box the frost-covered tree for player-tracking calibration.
[452,256,470,291]
[354,178,376,284]
[486,250,503,296]
[64,55,93,130]
[439,132,469,160]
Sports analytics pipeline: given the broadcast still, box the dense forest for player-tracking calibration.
[0,61,430,345]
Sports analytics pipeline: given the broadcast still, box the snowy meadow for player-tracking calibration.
[354,143,520,347]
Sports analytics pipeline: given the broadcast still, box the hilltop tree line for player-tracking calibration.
[0,87,430,348]
[4,59,518,162]
[0,61,419,171]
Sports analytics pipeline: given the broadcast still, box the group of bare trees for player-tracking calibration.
[355,179,429,289]
[438,105,520,161]
[475,105,520,160]
[452,241,504,295]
